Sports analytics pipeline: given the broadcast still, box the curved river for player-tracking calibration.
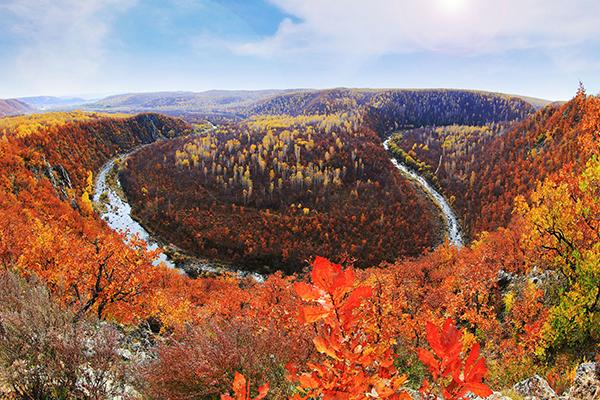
[93,152,259,278]
[383,137,463,247]
[93,137,463,275]
[93,156,176,268]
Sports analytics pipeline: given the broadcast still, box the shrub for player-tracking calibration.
[0,271,126,399]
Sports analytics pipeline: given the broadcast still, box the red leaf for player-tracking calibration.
[339,285,372,326]
[465,343,481,372]
[232,372,247,399]
[300,305,331,323]
[462,382,493,397]
[425,321,444,359]
[294,282,324,301]
[418,349,440,380]
[255,383,270,400]
[466,357,488,382]
[312,256,343,293]
[313,335,340,360]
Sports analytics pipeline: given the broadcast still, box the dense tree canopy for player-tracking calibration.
[121,113,442,273]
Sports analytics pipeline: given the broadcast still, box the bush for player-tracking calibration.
[0,271,127,399]
[141,315,312,400]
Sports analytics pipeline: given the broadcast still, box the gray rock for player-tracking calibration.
[513,374,559,399]
[467,391,512,400]
[486,392,513,400]
[497,269,515,290]
[562,362,599,400]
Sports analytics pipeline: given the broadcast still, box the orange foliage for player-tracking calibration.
[221,372,269,400]
[418,318,493,399]
[289,256,411,400]
[0,112,202,327]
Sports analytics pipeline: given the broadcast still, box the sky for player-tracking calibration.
[1,0,599,101]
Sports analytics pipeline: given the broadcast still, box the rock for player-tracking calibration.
[486,392,513,400]
[497,269,514,290]
[513,374,559,399]
[116,348,133,361]
[466,391,511,400]
[403,388,422,400]
[562,362,599,400]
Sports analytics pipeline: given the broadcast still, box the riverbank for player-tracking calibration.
[384,136,463,247]
[93,151,264,280]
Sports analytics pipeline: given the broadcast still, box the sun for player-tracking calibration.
[438,0,467,14]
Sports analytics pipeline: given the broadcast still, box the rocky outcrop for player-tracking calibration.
[43,157,73,200]
[462,363,599,400]
[562,363,599,400]
[509,363,599,400]
[513,375,559,399]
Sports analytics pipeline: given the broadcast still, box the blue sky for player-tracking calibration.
[1,0,599,100]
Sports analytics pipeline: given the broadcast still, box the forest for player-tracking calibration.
[120,113,441,272]
[118,90,537,272]
[0,88,597,400]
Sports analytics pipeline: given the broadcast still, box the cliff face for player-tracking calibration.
[20,112,191,191]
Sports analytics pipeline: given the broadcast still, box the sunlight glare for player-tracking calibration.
[438,0,467,15]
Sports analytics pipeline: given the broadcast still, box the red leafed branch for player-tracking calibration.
[290,256,411,400]
[418,318,493,399]
[221,372,269,400]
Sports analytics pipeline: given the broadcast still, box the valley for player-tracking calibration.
[2,2,599,398]
[0,87,597,400]
[113,89,531,273]
[93,125,465,277]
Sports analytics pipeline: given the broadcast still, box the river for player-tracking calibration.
[383,136,463,247]
[93,152,261,278]
[93,156,176,268]
[93,136,463,276]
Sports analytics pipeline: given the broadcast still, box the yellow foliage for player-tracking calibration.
[0,111,130,138]
[85,171,94,193]
[80,191,94,215]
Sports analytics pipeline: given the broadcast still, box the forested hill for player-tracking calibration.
[383,88,597,237]
[0,112,190,193]
[87,89,303,114]
[0,98,35,117]
[246,89,535,123]
[84,88,543,123]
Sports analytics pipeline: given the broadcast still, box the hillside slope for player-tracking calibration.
[385,88,597,236]
[0,98,34,117]
[87,89,304,114]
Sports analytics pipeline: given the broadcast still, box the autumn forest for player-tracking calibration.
[0,86,598,400]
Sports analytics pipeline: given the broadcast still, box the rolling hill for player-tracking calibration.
[86,89,305,114]
[17,96,88,110]
[0,98,35,117]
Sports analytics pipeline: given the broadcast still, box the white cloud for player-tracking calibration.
[0,0,135,96]
[232,0,600,57]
